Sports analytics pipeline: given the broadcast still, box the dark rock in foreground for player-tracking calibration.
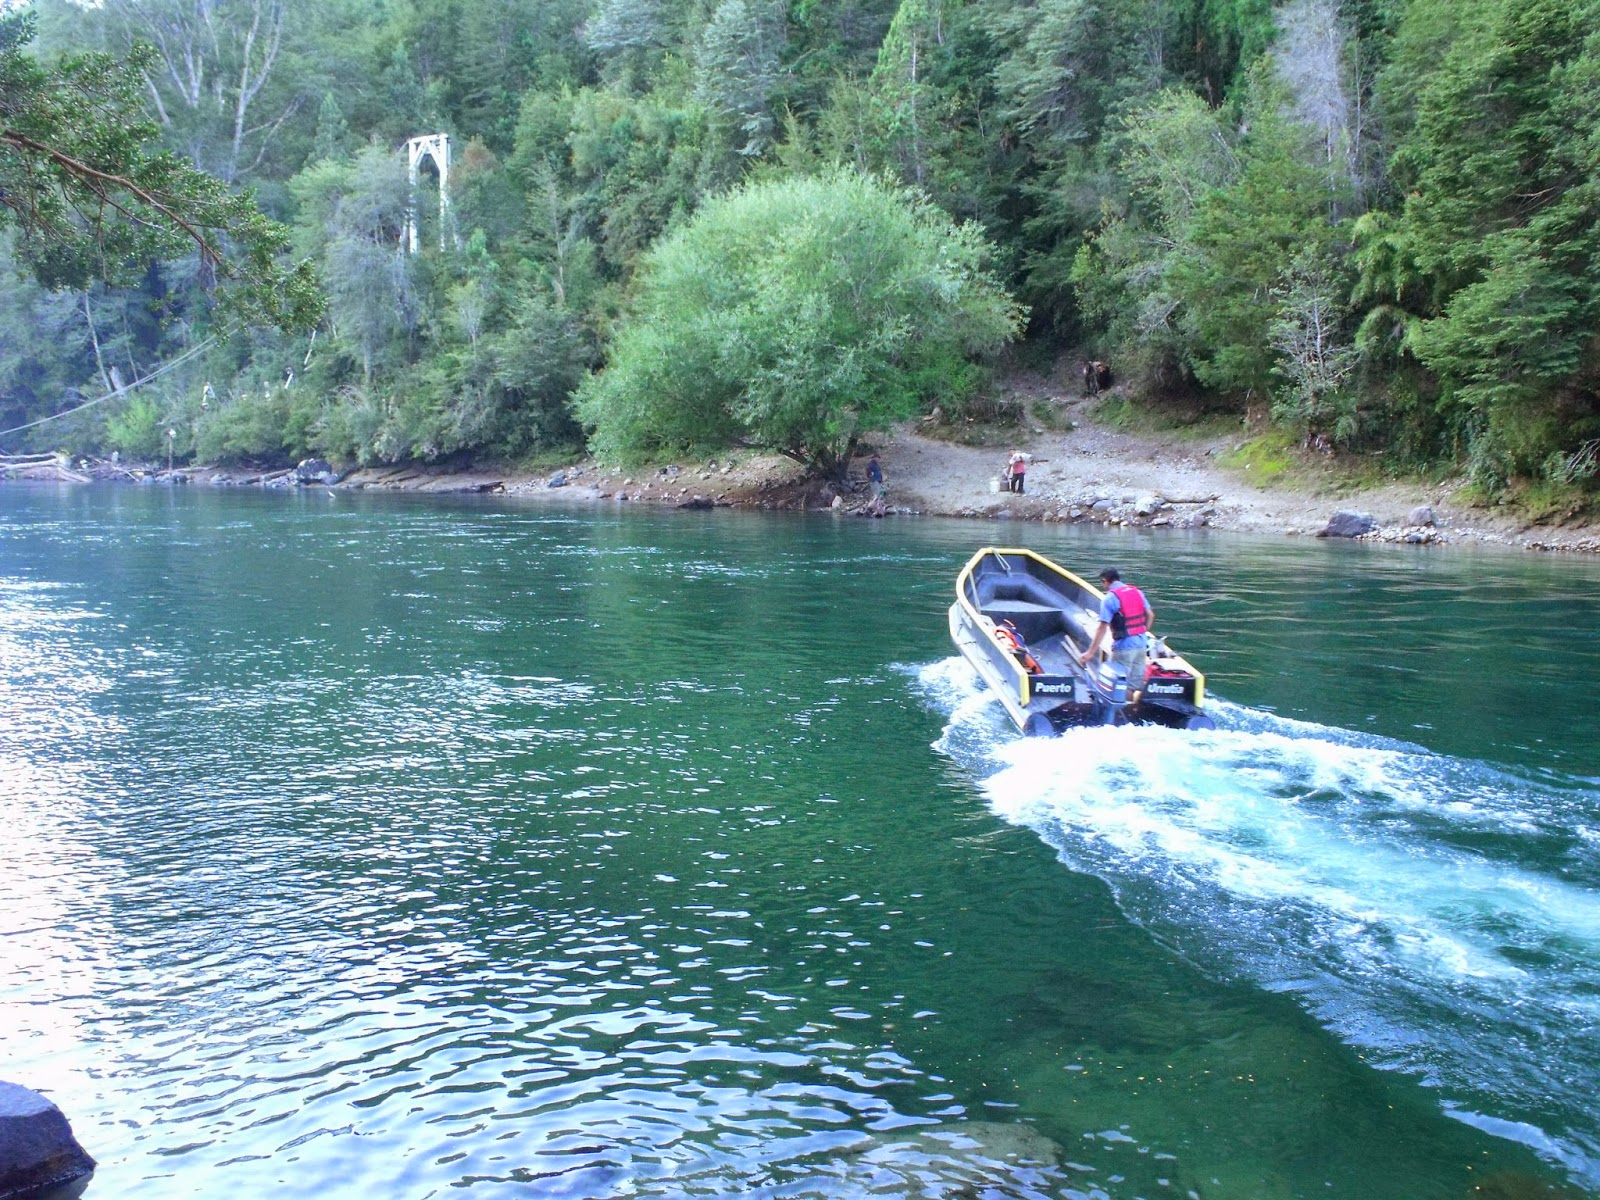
[0,1082,94,1200]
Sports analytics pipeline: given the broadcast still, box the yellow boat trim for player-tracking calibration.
[954,546,1205,713]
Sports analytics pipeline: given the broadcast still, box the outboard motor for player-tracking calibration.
[1094,661,1133,724]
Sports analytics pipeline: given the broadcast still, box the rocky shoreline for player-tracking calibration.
[7,427,1600,556]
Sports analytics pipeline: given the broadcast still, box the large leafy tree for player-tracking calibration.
[101,0,300,186]
[576,170,1024,474]
[1356,0,1600,483]
[0,232,91,438]
[289,144,416,384]
[693,0,785,184]
[0,11,320,330]
[1073,63,1351,405]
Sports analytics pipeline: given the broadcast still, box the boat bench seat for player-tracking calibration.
[983,599,1068,644]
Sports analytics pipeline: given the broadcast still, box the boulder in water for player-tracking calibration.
[293,458,338,486]
[0,1081,95,1200]
[1317,509,1376,538]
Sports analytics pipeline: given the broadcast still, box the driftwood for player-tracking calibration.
[39,465,91,483]
[1,453,201,484]
[74,455,144,480]
[368,467,423,485]
[1,454,90,483]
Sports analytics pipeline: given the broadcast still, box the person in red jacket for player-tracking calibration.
[1006,451,1027,493]
[1078,567,1153,702]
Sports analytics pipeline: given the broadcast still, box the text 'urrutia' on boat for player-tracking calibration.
[949,548,1215,735]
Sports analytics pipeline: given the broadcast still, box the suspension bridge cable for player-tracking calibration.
[0,334,218,442]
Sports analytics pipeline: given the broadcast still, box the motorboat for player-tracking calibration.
[949,547,1214,734]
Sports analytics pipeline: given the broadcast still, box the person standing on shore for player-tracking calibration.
[866,452,887,515]
[1007,451,1027,494]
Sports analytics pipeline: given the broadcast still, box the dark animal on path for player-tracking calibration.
[1080,360,1112,395]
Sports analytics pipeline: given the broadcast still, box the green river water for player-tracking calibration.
[2,484,1599,1199]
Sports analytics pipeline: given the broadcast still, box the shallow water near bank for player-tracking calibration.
[2,484,1598,1198]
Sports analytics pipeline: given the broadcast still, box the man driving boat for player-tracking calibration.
[1078,567,1153,703]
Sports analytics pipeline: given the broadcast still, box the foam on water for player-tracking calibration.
[917,657,1600,1184]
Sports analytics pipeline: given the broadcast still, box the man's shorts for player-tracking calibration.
[1109,640,1149,689]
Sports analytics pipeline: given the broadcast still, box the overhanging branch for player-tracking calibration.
[0,127,228,267]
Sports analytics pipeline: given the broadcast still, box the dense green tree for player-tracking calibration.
[515,158,604,313]
[584,0,669,92]
[576,171,1023,473]
[1169,77,1345,398]
[372,43,435,144]
[1075,62,1350,405]
[783,0,899,100]
[869,0,952,185]
[450,137,523,247]
[1356,0,1600,483]
[985,0,1114,146]
[394,0,591,153]
[0,235,92,443]
[289,144,416,383]
[1191,0,1278,96]
[1070,87,1235,386]
[310,92,353,164]
[694,0,784,163]
[562,88,708,275]
[0,11,319,329]
[975,0,1170,331]
[484,292,590,452]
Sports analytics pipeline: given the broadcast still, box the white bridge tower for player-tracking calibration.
[403,133,452,254]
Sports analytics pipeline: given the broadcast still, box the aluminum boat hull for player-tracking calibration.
[949,547,1213,734]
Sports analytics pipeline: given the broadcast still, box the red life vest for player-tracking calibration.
[1108,582,1149,640]
[994,622,1042,673]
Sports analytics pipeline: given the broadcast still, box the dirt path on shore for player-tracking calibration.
[477,385,1599,553]
[871,405,1446,540]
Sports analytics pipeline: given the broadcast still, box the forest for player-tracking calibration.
[2,0,1598,495]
